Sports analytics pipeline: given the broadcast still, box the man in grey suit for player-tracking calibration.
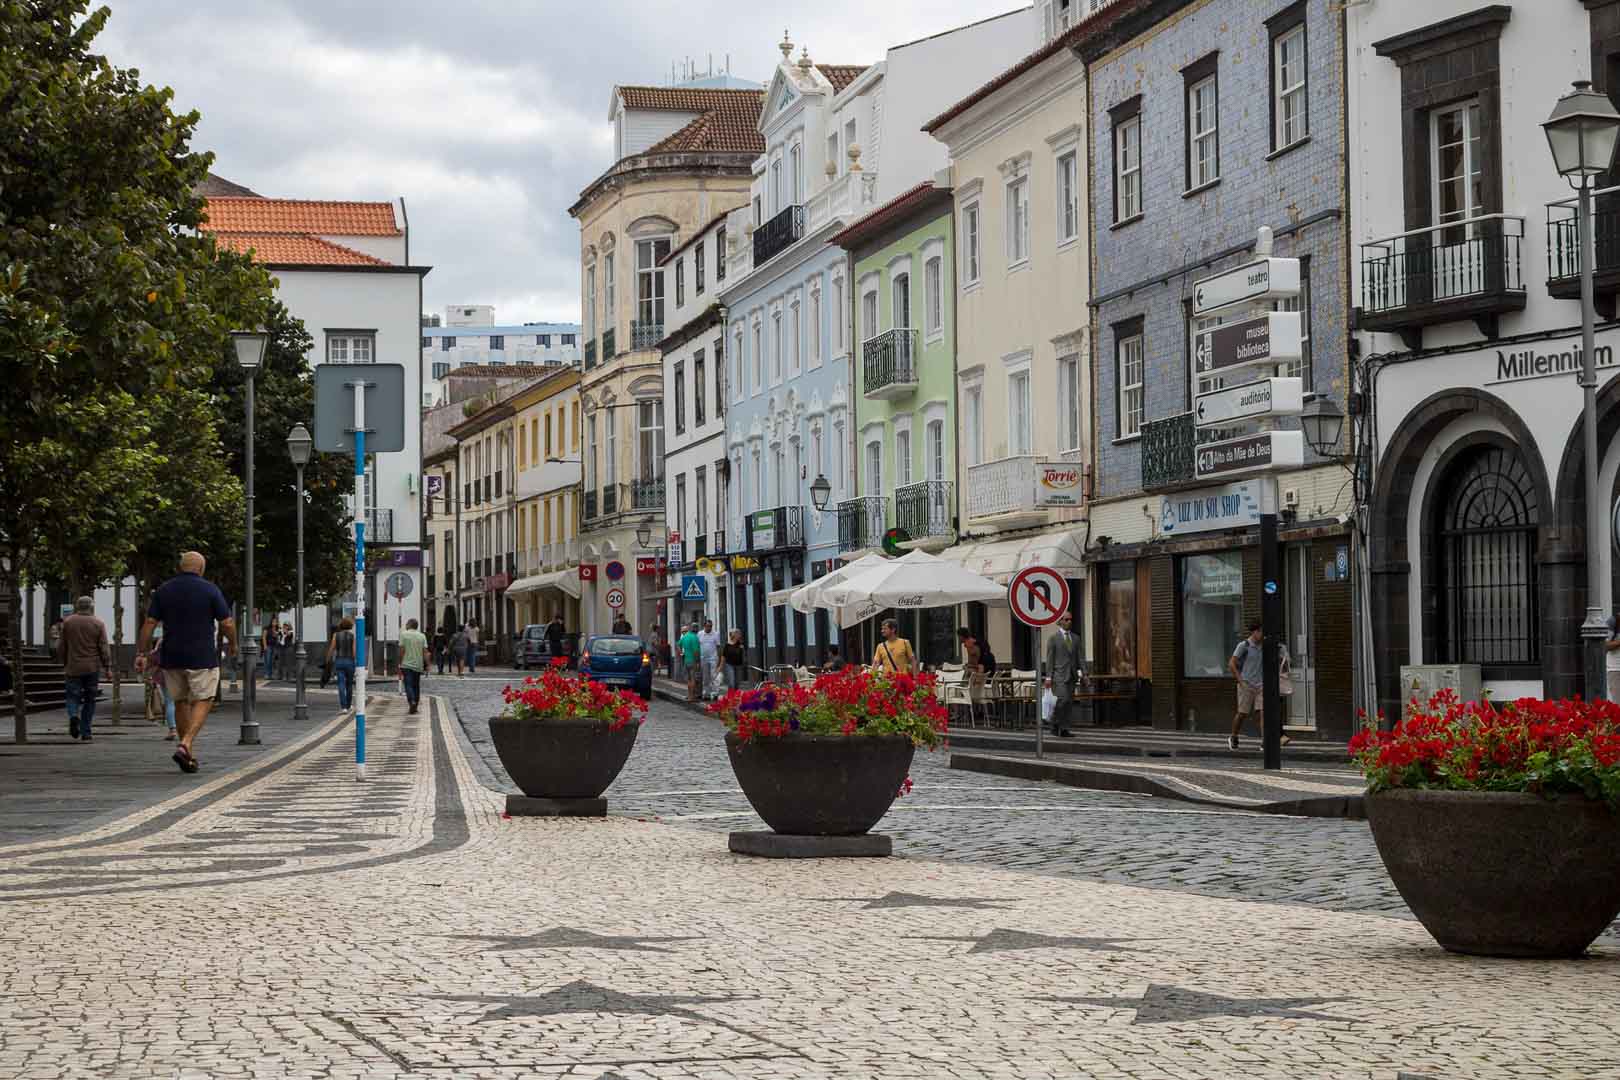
[1044,611,1082,738]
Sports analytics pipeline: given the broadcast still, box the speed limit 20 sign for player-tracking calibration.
[605,587,626,610]
[1008,565,1069,628]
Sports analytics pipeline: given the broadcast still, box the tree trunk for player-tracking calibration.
[111,575,123,725]
[6,550,25,743]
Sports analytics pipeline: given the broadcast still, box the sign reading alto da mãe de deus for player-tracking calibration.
[1194,430,1305,481]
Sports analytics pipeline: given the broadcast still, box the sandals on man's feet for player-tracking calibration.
[172,746,199,773]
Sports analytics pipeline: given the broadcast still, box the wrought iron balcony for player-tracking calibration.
[630,321,663,350]
[631,477,665,510]
[584,339,597,369]
[837,496,887,552]
[584,489,598,520]
[746,505,806,552]
[1140,412,1196,491]
[364,508,394,543]
[862,328,920,399]
[1547,187,1620,315]
[753,204,805,267]
[1359,213,1526,348]
[964,456,1040,522]
[602,326,616,359]
[894,480,953,539]
[602,484,618,516]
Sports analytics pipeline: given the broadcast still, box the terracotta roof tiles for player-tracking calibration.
[616,85,764,113]
[830,182,950,250]
[816,64,869,94]
[202,197,400,236]
[209,232,392,267]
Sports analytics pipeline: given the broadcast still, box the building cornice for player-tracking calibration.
[569,152,756,219]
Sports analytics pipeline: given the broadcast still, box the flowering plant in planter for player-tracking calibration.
[499,661,648,732]
[708,668,949,748]
[1350,690,1620,806]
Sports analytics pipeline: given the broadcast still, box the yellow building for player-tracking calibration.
[507,368,585,635]
[568,82,762,636]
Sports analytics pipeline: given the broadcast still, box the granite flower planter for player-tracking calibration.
[724,732,914,857]
[488,715,639,816]
[1365,788,1620,957]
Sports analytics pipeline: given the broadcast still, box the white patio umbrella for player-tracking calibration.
[825,549,1004,614]
[788,552,890,614]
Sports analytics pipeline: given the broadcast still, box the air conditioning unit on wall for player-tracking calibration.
[1398,664,1484,718]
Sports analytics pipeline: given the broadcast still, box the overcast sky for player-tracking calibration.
[98,1,1024,325]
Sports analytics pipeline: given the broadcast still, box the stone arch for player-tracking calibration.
[1547,370,1620,697]
[1369,387,1553,715]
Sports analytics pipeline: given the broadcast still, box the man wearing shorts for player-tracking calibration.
[1227,621,1289,751]
[136,552,237,773]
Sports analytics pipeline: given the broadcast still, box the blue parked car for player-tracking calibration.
[578,634,652,699]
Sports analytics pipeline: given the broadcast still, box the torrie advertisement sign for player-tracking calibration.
[1035,461,1084,507]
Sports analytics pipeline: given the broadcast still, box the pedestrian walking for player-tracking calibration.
[135,551,238,774]
[326,617,358,710]
[432,626,449,675]
[612,614,633,635]
[450,625,469,676]
[698,619,721,700]
[465,620,480,674]
[722,629,746,692]
[398,617,428,715]
[1043,611,1081,738]
[57,596,109,741]
[261,621,276,679]
[145,629,176,740]
[1228,622,1291,751]
[869,619,916,675]
[678,621,703,702]
[276,622,294,680]
[545,613,567,667]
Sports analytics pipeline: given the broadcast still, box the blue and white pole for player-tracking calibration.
[352,381,368,781]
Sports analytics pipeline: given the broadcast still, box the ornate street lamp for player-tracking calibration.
[232,330,268,745]
[1544,80,1620,701]
[286,422,314,723]
[809,474,831,511]
[1299,397,1345,459]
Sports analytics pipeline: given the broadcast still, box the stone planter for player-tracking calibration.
[724,732,914,857]
[1365,789,1620,957]
[488,715,639,816]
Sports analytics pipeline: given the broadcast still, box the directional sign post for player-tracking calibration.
[1194,313,1302,380]
[1009,565,1070,763]
[1192,257,1300,317]
[1194,430,1305,481]
[1195,377,1303,429]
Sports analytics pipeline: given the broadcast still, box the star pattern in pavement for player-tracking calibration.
[442,925,701,954]
[1047,983,1351,1024]
[427,979,752,1025]
[818,891,1013,910]
[915,928,1137,954]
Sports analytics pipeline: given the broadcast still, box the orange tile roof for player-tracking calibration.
[830,182,951,250]
[816,64,868,95]
[644,104,766,155]
[210,232,392,267]
[616,86,764,113]
[202,197,400,236]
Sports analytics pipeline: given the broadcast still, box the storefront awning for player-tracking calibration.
[766,586,797,608]
[938,528,1088,586]
[506,568,582,599]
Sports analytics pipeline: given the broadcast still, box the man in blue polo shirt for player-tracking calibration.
[136,551,237,774]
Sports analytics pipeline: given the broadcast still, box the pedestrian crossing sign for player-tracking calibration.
[681,575,707,601]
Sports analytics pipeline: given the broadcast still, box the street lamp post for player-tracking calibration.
[809,475,831,512]
[287,423,314,723]
[232,331,268,745]
[1544,81,1620,701]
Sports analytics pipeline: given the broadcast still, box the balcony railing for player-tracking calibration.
[1547,187,1620,304]
[584,339,597,369]
[964,456,1040,521]
[753,204,805,266]
[631,321,663,350]
[602,326,616,359]
[894,480,953,539]
[631,477,665,510]
[1141,412,1197,491]
[837,496,887,552]
[584,489,599,520]
[746,505,806,552]
[364,508,394,543]
[863,328,920,399]
[1360,213,1525,343]
[602,485,618,516]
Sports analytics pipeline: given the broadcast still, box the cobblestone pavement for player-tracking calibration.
[2,679,1617,1078]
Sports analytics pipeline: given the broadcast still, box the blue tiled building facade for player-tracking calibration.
[1079,0,1357,739]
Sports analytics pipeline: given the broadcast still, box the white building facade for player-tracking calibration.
[423,306,580,407]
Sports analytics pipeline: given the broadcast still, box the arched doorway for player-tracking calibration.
[1432,441,1541,677]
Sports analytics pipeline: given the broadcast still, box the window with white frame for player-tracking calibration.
[809,285,821,366]
[827,132,839,174]
[327,333,374,363]
[1432,99,1484,241]
[1185,63,1219,190]
[753,448,763,507]
[1006,178,1030,265]
[1113,104,1142,222]
[675,474,687,541]
[673,360,686,436]
[895,426,912,487]
[924,257,942,335]
[862,290,878,341]
[1273,262,1312,389]
[772,446,784,506]
[832,277,845,352]
[1057,353,1081,451]
[771,311,783,381]
[962,203,981,283]
[695,242,705,295]
[695,466,708,535]
[586,414,598,491]
[716,227,726,281]
[636,238,670,326]
[964,384,982,467]
[753,194,762,226]
[694,349,707,426]
[674,257,685,308]
[1057,151,1079,242]
[865,439,882,496]
[844,118,857,162]
[1008,367,1032,455]
[926,419,945,480]
[1270,10,1308,151]
[714,336,724,408]
[771,158,783,213]
[832,419,845,497]
[790,439,801,505]
[790,143,802,203]
[1116,327,1144,439]
[751,321,763,393]
[790,300,801,374]
[605,412,618,487]
[585,266,596,338]
[731,327,744,402]
[811,427,823,486]
[892,272,910,330]
[604,253,615,320]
